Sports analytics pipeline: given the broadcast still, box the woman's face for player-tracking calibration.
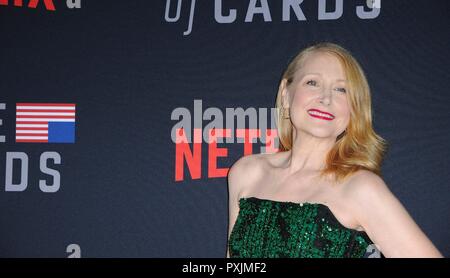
[283,52,351,139]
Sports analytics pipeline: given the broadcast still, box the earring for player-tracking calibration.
[336,129,347,140]
[283,107,290,119]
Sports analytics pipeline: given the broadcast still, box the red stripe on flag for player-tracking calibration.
[15,121,48,124]
[16,115,75,119]
[16,103,75,107]
[15,133,48,136]
[16,109,76,113]
[16,127,48,130]
[16,139,49,143]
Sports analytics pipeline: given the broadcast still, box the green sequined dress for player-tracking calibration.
[228,197,382,258]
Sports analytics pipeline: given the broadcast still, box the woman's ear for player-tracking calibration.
[280,78,290,109]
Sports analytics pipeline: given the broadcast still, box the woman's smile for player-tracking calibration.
[307,108,335,121]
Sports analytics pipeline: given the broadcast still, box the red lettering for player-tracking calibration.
[174,128,279,182]
[208,128,231,178]
[175,128,202,181]
[0,0,55,10]
[28,0,55,11]
[263,128,280,153]
[0,0,23,6]
[236,128,260,156]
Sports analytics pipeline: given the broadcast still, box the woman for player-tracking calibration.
[226,42,443,258]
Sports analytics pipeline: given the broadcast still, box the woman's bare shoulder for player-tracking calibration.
[341,169,390,199]
[228,153,267,179]
[227,153,275,194]
[339,169,396,220]
[340,170,443,257]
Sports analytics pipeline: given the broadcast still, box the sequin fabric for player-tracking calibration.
[228,197,379,258]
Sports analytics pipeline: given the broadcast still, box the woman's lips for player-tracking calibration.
[307,109,335,121]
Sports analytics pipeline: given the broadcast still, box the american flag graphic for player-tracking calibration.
[16,103,76,143]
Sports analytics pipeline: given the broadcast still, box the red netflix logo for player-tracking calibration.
[174,128,279,182]
[171,100,281,182]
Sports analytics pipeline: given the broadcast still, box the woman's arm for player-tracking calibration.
[225,154,263,258]
[347,171,443,258]
[226,156,248,258]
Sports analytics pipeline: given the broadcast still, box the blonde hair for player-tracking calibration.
[275,42,388,183]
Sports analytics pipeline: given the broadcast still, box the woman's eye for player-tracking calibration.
[335,87,347,93]
[306,80,317,86]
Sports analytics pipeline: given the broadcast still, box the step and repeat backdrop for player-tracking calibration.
[0,0,449,257]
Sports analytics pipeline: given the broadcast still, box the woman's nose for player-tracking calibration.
[319,89,332,105]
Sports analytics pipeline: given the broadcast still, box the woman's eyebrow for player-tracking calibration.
[302,72,347,82]
[303,72,322,77]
